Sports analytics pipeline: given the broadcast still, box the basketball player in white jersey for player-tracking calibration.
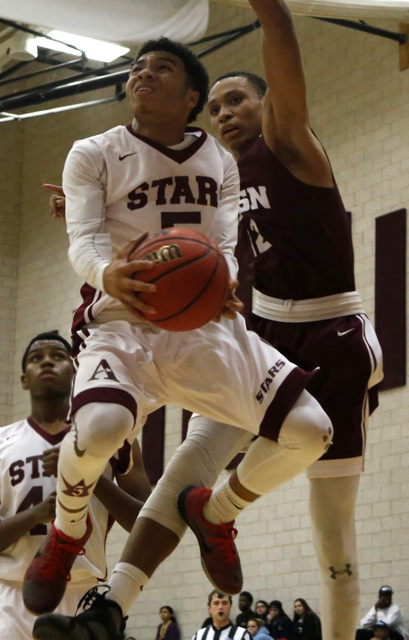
[0,331,151,640]
[28,37,333,639]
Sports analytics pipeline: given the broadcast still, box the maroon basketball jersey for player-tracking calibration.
[236,136,356,306]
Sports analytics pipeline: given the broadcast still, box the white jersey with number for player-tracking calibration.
[63,124,239,330]
[0,418,112,583]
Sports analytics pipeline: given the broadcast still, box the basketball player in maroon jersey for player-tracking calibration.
[195,1,383,639]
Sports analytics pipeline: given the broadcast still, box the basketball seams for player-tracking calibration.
[128,227,230,330]
[131,237,213,260]
[149,252,228,323]
[144,248,216,283]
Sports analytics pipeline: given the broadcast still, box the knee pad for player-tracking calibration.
[73,403,135,459]
[140,417,253,536]
[279,390,333,462]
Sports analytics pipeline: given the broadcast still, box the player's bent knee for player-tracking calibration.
[280,390,333,459]
[73,402,135,458]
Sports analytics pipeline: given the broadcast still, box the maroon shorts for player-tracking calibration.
[245,312,383,476]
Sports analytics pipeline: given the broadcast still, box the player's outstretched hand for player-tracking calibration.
[213,279,244,321]
[103,234,157,319]
[42,446,60,476]
[36,491,57,524]
[44,183,66,220]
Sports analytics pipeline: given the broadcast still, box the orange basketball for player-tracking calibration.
[129,227,230,331]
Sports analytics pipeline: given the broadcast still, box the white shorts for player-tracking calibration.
[72,314,314,441]
[0,579,97,640]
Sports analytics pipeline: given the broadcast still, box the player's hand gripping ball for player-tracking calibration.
[129,227,230,331]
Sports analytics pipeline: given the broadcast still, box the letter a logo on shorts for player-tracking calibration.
[88,359,119,382]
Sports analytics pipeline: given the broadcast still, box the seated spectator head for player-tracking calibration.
[377,586,393,609]
[293,598,313,620]
[160,606,176,623]
[255,601,269,620]
[268,600,285,619]
[239,591,254,613]
[247,618,266,636]
[373,621,390,640]
[208,590,232,629]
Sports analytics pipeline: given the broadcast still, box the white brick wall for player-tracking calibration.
[0,121,22,425]
[1,2,409,637]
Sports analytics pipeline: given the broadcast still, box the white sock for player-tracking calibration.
[107,562,149,614]
[203,481,251,524]
[55,513,89,540]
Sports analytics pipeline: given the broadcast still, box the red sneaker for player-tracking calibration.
[178,485,242,595]
[23,516,92,615]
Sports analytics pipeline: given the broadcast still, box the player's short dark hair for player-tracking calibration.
[213,71,267,98]
[22,331,71,372]
[208,588,232,605]
[240,591,254,605]
[133,37,209,124]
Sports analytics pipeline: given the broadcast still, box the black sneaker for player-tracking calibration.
[32,586,127,640]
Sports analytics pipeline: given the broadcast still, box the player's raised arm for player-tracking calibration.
[249,0,333,185]
[251,0,308,126]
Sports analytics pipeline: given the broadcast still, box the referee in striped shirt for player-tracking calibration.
[192,590,253,640]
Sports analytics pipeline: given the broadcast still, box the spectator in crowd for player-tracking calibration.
[247,618,272,640]
[357,586,408,640]
[293,598,322,640]
[255,602,269,623]
[370,622,392,640]
[192,589,251,640]
[155,606,180,640]
[236,592,257,628]
[266,601,297,640]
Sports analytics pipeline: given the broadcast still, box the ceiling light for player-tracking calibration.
[34,30,130,63]
[8,32,38,61]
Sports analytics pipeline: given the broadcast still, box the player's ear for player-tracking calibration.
[187,89,200,111]
[21,373,29,390]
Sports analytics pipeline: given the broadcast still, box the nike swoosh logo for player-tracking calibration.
[337,328,355,337]
[73,421,86,457]
[118,152,137,161]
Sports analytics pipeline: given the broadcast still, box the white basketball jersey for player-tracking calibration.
[0,419,112,582]
[64,125,239,331]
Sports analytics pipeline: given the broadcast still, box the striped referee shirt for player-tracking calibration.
[192,623,252,640]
